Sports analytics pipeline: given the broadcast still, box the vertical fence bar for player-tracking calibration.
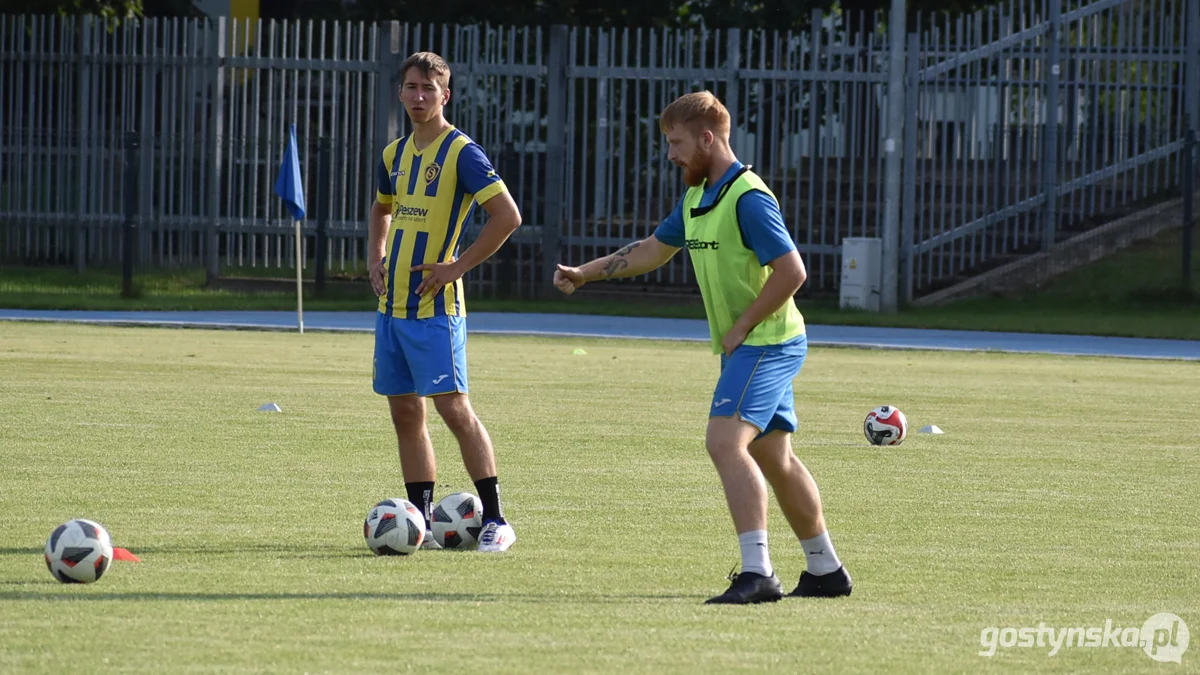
[577,27,591,267]
[806,9,820,286]
[593,32,608,219]
[902,33,920,303]
[99,19,112,261]
[1097,6,1112,214]
[1114,1,1128,206]
[122,130,140,297]
[725,28,741,143]
[75,17,93,272]
[206,18,226,280]
[316,136,331,293]
[882,0,906,312]
[26,16,38,260]
[564,28,578,272]
[1042,0,1061,250]
[1129,0,1143,202]
[1188,0,1200,135]
[1151,2,1167,194]
[140,20,155,267]
[876,10,889,284]
[1084,12,1098,220]
[543,25,569,295]
[964,14,978,272]
[934,18,948,284]
[1184,129,1194,285]
[2,15,11,260]
[373,22,400,172]
[851,24,866,240]
[991,8,1003,257]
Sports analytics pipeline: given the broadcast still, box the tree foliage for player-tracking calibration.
[0,0,199,19]
[0,0,140,18]
[267,0,835,31]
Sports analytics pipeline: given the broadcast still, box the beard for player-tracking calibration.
[680,149,712,187]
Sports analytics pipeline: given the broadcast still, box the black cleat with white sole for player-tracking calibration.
[789,565,853,598]
[705,571,784,605]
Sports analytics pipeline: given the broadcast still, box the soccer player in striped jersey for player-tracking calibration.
[368,51,520,553]
[553,92,853,603]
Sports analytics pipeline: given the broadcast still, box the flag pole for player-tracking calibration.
[295,219,304,334]
[273,122,307,335]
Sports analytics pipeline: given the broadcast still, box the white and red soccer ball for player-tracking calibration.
[864,405,908,446]
[431,492,484,549]
[44,519,113,584]
[363,498,425,555]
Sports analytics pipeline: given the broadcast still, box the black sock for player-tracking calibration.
[474,476,506,524]
[405,481,435,530]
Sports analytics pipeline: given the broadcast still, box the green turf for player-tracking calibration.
[0,323,1196,673]
[1,227,1197,339]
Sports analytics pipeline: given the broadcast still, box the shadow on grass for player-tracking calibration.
[0,590,696,603]
[2,545,379,559]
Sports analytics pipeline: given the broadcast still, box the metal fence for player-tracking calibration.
[1,0,1196,301]
[904,0,1196,299]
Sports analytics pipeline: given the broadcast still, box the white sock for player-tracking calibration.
[737,530,773,577]
[800,531,842,576]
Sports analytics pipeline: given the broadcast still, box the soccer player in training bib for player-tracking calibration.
[368,52,520,552]
[554,92,852,603]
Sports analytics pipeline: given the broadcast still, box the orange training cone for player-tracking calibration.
[112,547,141,562]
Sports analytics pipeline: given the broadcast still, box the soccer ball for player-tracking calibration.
[864,405,908,446]
[363,499,425,556]
[44,519,113,584]
[431,492,484,549]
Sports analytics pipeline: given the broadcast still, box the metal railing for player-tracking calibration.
[1,0,1194,301]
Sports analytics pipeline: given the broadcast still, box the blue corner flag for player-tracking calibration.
[274,124,306,221]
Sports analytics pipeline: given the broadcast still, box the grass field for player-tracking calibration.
[1,323,1198,673]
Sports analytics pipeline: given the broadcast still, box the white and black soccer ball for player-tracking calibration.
[363,499,425,556]
[431,492,484,549]
[864,405,908,446]
[44,519,113,584]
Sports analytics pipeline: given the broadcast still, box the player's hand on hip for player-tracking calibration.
[411,258,463,297]
[721,323,750,357]
[553,264,586,295]
[369,260,387,296]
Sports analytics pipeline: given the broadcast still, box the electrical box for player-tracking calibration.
[839,237,882,312]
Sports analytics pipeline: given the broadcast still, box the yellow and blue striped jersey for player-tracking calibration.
[374,126,507,318]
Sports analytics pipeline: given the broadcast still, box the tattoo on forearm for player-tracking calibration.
[602,257,629,278]
[613,242,639,257]
[601,242,641,279]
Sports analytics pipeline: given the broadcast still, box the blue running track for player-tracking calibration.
[1,309,1196,361]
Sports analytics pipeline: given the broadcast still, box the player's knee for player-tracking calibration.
[706,416,759,457]
[753,451,793,481]
[388,396,425,434]
[749,434,794,473]
[704,435,747,462]
[432,394,476,433]
[748,440,782,465]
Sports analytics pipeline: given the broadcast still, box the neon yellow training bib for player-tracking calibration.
[681,166,806,354]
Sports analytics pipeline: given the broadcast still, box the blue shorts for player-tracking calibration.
[710,335,807,438]
[373,313,469,397]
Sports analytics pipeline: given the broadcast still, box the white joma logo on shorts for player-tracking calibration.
[432,374,449,385]
[713,398,731,407]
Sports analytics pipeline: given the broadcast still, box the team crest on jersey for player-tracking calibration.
[424,162,441,184]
